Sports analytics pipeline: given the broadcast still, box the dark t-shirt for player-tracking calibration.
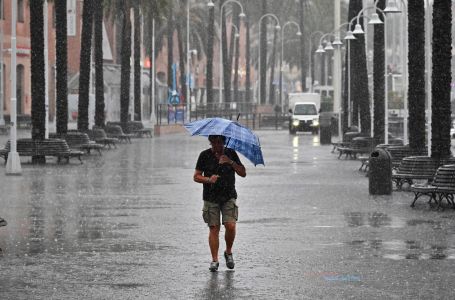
[196,148,243,203]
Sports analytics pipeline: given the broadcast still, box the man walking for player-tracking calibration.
[193,135,246,272]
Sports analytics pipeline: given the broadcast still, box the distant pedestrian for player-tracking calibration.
[0,217,7,227]
[193,135,246,272]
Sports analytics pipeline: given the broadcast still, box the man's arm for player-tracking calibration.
[219,155,246,177]
[193,169,220,184]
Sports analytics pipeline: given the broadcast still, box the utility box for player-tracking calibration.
[369,148,392,195]
[319,112,332,145]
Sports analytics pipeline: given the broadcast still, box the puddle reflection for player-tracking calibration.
[199,271,236,299]
[346,239,454,260]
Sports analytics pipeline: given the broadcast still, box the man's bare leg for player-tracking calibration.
[209,225,220,261]
[224,222,236,254]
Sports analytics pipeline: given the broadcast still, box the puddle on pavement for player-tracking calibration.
[345,239,455,260]
[240,217,292,224]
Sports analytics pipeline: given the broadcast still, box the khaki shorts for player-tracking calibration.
[202,198,238,227]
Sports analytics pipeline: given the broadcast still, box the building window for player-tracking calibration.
[52,6,56,28]
[17,0,24,23]
[17,65,24,114]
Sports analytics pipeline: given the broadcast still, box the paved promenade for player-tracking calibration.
[1,129,455,299]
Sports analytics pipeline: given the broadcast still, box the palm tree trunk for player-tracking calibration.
[94,0,105,128]
[30,0,46,163]
[244,12,251,106]
[55,0,68,134]
[221,2,231,106]
[268,27,278,106]
[167,6,174,91]
[78,0,94,132]
[298,0,306,92]
[176,22,186,105]
[206,4,215,106]
[351,0,369,134]
[431,0,452,159]
[232,6,240,104]
[260,1,267,104]
[373,0,385,144]
[408,0,426,151]
[120,1,132,127]
[133,3,141,121]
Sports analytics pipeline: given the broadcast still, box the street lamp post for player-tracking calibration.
[308,31,324,93]
[6,0,21,175]
[217,0,245,105]
[280,21,301,109]
[257,13,280,105]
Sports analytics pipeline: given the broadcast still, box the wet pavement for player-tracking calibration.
[1,129,455,299]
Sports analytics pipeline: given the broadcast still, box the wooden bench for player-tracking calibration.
[331,130,363,153]
[410,164,455,208]
[1,138,84,164]
[105,125,133,143]
[387,146,428,169]
[126,121,153,138]
[89,128,119,149]
[51,132,104,155]
[337,137,374,159]
[391,156,455,189]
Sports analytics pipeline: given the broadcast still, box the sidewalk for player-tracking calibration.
[0,131,455,299]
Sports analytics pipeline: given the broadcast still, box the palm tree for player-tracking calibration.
[232,8,241,104]
[220,0,230,105]
[133,0,141,121]
[244,9,251,104]
[431,0,452,160]
[93,0,105,128]
[166,3,174,92]
[350,0,369,135]
[55,0,68,134]
[342,0,357,133]
[30,0,46,163]
[78,0,94,132]
[407,0,426,151]
[298,0,306,92]
[206,2,215,105]
[373,0,385,144]
[268,26,278,106]
[259,0,267,104]
[120,0,132,127]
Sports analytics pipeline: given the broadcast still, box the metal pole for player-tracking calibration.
[347,40,351,127]
[44,0,49,138]
[150,18,156,133]
[384,16,389,145]
[425,0,432,155]
[334,0,342,138]
[400,1,408,144]
[280,28,283,108]
[6,0,21,175]
[219,10,223,105]
[0,15,4,126]
[186,0,190,122]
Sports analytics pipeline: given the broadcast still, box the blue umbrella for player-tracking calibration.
[184,117,265,166]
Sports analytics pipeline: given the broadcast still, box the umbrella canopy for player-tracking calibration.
[184,117,265,166]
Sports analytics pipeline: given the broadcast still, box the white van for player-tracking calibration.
[287,93,321,134]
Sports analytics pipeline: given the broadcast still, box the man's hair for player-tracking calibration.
[208,135,226,143]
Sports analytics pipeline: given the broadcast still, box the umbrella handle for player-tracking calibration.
[225,113,241,150]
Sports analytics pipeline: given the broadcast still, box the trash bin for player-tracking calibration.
[369,148,392,195]
[319,112,332,145]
